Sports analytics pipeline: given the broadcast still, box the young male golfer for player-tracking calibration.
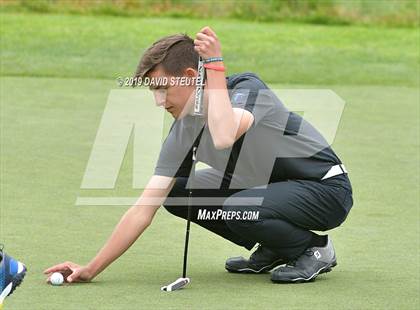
[44,27,353,284]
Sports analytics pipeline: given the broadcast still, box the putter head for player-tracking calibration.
[160,277,190,292]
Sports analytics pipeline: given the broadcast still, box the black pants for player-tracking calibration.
[163,168,353,260]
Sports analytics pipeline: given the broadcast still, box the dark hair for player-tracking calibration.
[135,33,199,79]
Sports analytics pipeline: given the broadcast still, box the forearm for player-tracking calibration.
[86,205,154,278]
[85,175,174,279]
[206,63,236,148]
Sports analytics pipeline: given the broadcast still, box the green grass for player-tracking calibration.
[1,12,419,310]
[0,13,418,86]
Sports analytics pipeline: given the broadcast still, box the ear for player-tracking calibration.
[184,67,197,77]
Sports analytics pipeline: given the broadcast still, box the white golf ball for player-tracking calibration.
[50,272,64,286]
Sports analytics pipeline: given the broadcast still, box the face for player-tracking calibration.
[147,65,197,119]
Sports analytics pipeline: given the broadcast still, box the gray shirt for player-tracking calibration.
[154,73,342,189]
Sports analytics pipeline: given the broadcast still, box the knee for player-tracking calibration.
[325,190,353,230]
[326,208,350,230]
[223,194,258,231]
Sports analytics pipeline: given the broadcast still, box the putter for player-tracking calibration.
[161,56,206,292]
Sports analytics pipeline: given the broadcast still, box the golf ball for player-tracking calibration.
[50,272,64,286]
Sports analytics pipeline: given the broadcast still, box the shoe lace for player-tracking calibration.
[286,249,314,267]
[305,250,314,256]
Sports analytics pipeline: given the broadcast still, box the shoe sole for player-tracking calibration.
[225,258,285,274]
[0,265,27,302]
[319,261,337,275]
[271,261,337,283]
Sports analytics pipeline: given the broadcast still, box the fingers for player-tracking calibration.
[194,26,221,59]
[193,39,206,54]
[43,261,74,274]
[194,33,216,50]
[196,33,213,42]
[44,261,89,284]
[194,34,213,48]
[193,42,206,53]
[67,269,81,283]
[200,26,217,38]
[43,261,79,279]
[194,44,203,54]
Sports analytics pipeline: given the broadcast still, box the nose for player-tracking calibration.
[153,89,167,107]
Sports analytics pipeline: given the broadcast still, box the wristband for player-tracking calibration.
[203,63,225,72]
[203,57,223,64]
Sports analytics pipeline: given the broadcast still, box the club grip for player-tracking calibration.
[193,57,205,116]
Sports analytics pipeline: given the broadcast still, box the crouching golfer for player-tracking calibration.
[44,27,353,284]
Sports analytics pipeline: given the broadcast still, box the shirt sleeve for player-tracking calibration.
[229,76,274,127]
[153,122,194,178]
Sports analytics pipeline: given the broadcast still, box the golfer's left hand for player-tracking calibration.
[194,26,222,59]
[44,261,93,283]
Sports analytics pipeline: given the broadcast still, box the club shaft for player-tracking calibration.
[182,56,205,278]
[182,163,195,278]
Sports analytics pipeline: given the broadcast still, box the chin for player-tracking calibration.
[176,110,189,120]
[170,111,181,120]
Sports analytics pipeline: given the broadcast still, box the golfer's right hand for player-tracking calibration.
[44,261,93,283]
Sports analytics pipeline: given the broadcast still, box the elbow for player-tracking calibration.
[142,217,153,228]
[209,124,236,150]
[138,212,153,226]
[213,136,235,150]
[139,211,154,228]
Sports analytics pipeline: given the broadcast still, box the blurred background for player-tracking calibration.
[1,0,418,27]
